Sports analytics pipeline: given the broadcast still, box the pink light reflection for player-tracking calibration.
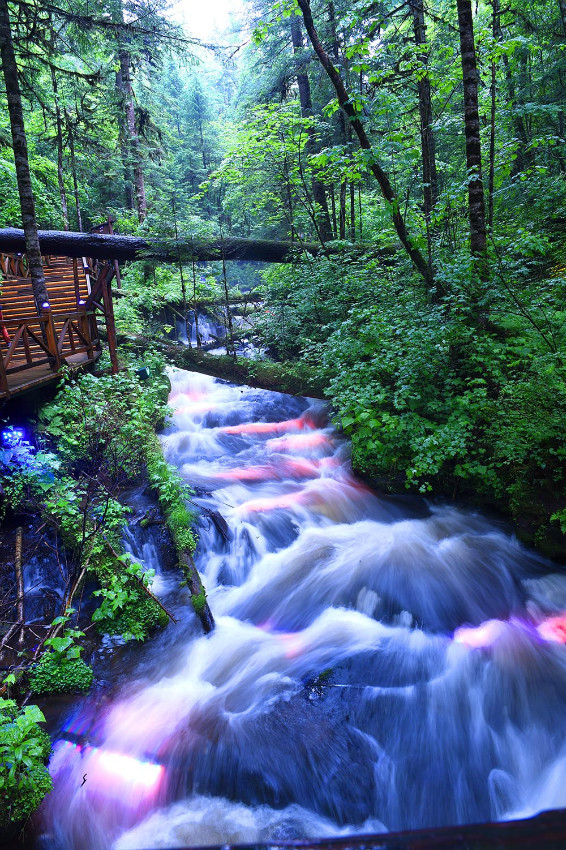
[453,619,506,649]
[267,432,331,452]
[221,416,311,435]
[537,614,566,644]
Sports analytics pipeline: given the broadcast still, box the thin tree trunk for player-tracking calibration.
[0,0,49,314]
[191,255,201,348]
[330,185,337,235]
[173,197,191,347]
[296,0,433,286]
[119,49,147,222]
[488,0,499,230]
[456,0,487,259]
[350,183,356,241]
[329,0,350,241]
[410,0,438,260]
[339,181,346,238]
[115,60,135,210]
[65,110,83,231]
[15,526,24,643]
[290,13,333,243]
[51,67,69,231]
[221,235,236,358]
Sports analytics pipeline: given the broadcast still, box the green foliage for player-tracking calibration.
[0,698,52,830]
[39,360,171,481]
[191,590,207,616]
[29,655,93,696]
[92,555,167,641]
[146,434,196,554]
[29,612,93,695]
[0,431,59,518]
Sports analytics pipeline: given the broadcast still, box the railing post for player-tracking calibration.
[78,301,94,361]
[0,347,9,397]
[42,305,61,371]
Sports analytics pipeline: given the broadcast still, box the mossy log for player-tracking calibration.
[0,227,396,264]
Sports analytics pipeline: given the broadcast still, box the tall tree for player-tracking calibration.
[296,0,433,286]
[289,13,333,242]
[0,0,49,313]
[409,0,438,262]
[456,0,487,259]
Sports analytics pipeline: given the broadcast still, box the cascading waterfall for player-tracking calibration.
[40,368,566,849]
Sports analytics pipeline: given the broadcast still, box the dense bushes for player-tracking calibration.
[257,247,566,555]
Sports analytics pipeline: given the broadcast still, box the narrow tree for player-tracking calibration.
[118,46,147,222]
[409,0,438,262]
[296,0,433,286]
[289,13,333,242]
[456,0,487,259]
[51,66,70,230]
[0,0,49,313]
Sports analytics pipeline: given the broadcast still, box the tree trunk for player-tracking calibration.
[119,49,147,222]
[488,0,499,230]
[350,182,356,241]
[115,60,135,211]
[339,180,346,238]
[290,13,333,243]
[0,227,391,264]
[51,67,69,231]
[456,0,487,259]
[0,0,49,315]
[410,0,438,260]
[296,0,433,286]
[65,111,83,231]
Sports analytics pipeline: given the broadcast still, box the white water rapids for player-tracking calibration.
[40,368,566,849]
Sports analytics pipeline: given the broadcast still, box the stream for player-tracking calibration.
[38,368,566,849]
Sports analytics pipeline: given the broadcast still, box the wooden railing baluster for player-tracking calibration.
[42,307,61,371]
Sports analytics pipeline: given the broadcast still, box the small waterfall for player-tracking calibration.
[39,368,566,849]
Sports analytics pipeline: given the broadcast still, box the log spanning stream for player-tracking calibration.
[39,369,566,849]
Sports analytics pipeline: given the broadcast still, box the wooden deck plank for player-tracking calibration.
[1,351,100,399]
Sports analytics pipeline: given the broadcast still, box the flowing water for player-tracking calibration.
[39,368,566,849]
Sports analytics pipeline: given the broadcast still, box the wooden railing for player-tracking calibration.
[0,305,100,398]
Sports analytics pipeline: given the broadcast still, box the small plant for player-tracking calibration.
[29,615,93,695]
[0,690,52,834]
[92,555,167,640]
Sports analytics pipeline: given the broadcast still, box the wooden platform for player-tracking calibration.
[2,350,100,398]
[0,241,118,401]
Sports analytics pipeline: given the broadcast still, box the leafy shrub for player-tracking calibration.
[0,698,52,832]
[29,619,93,695]
[29,655,93,696]
[39,356,171,482]
[92,556,167,640]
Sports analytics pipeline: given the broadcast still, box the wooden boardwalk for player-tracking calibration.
[0,234,118,401]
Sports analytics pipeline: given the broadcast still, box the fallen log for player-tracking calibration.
[0,227,396,265]
[181,551,215,635]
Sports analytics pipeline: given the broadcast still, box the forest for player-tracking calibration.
[1,0,566,841]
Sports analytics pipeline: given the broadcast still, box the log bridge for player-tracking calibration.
[0,221,119,401]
